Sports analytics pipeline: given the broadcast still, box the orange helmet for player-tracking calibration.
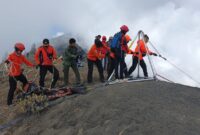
[120,25,129,32]
[15,43,25,51]
[125,35,131,42]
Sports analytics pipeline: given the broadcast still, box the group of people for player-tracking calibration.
[5,24,157,106]
[5,38,82,105]
[86,25,157,83]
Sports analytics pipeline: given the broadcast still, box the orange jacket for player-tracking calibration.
[87,44,105,61]
[7,52,33,76]
[102,43,110,55]
[133,40,153,60]
[35,45,57,66]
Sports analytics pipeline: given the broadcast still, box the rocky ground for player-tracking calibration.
[2,80,200,135]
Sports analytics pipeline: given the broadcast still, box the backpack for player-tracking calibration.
[110,32,122,49]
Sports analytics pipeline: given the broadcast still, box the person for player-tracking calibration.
[120,34,132,79]
[110,25,129,79]
[87,38,105,83]
[35,38,59,88]
[128,34,157,78]
[101,36,110,71]
[95,35,101,40]
[63,38,81,86]
[5,43,34,105]
[107,34,132,79]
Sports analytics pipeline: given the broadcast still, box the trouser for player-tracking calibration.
[102,56,109,71]
[87,59,104,83]
[114,53,128,79]
[128,56,148,77]
[7,74,28,105]
[63,64,81,85]
[120,51,128,79]
[107,55,111,75]
[107,57,115,79]
[39,65,59,88]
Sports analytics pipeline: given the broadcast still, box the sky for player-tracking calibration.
[0,0,200,87]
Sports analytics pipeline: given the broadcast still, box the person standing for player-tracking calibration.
[110,25,129,79]
[120,34,132,79]
[35,39,59,88]
[5,43,34,105]
[87,38,105,83]
[63,38,81,86]
[128,34,157,78]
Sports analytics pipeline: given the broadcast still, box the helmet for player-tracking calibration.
[102,36,107,41]
[125,35,131,42]
[120,25,129,32]
[15,43,25,51]
[43,38,49,45]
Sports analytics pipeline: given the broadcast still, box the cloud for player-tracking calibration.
[0,0,200,87]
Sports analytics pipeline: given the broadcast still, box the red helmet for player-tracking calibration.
[102,36,107,41]
[120,25,129,32]
[15,43,25,51]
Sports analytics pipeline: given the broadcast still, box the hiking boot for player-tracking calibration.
[125,75,133,79]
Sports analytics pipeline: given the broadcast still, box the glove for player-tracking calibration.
[5,60,10,64]
[152,53,157,56]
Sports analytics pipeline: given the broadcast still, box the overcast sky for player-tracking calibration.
[0,0,200,87]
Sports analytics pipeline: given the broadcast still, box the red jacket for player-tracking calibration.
[7,52,33,76]
[133,40,153,60]
[121,36,129,53]
[87,44,105,61]
[102,42,110,55]
[35,45,57,66]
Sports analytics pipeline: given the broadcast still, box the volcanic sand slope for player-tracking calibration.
[6,81,200,135]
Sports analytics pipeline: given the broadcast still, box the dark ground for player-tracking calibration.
[3,80,200,135]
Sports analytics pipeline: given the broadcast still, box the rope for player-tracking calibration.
[149,41,167,60]
[149,41,200,86]
[156,74,174,83]
[166,59,200,86]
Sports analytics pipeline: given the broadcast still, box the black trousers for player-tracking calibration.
[7,74,28,105]
[107,52,128,80]
[87,59,104,83]
[39,65,59,88]
[112,51,128,79]
[120,51,128,79]
[107,57,115,79]
[128,56,148,77]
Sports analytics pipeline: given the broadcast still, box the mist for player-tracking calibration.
[0,0,200,87]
